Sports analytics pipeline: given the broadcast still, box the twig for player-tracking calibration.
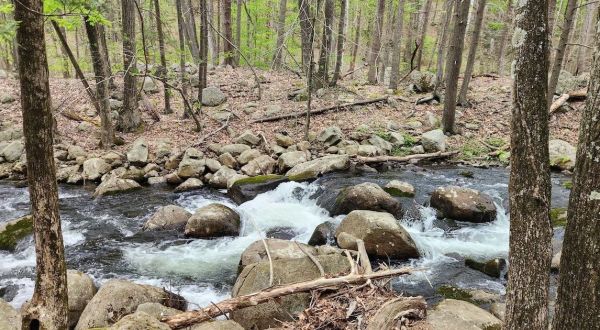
[344,250,356,275]
[261,239,274,287]
[356,239,372,274]
[295,242,325,278]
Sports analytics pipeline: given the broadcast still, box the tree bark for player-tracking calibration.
[298,0,312,73]
[222,0,235,66]
[199,0,209,93]
[433,0,452,97]
[98,25,115,88]
[389,0,406,90]
[273,0,288,68]
[347,7,361,77]
[415,0,433,70]
[495,0,513,75]
[235,0,242,66]
[84,18,115,148]
[315,0,334,89]
[330,0,347,86]
[547,0,578,105]
[552,6,600,328]
[154,0,172,114]
[378,0,394,83]
[176,0,188,101]
[14,1,68,329]
[441,0,470,133]
[367,0,386,84]
[182,0,201,62]
[119,0,142,132]
[504,0,552,327]
[458,0,487,105]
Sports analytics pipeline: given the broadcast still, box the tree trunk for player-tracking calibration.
[458,0,487,105]
[58,27,71,78]
[548,0,557,39]
[415,0,433,70]
[199,0,209,93]
[348,7,361,77]
[154,0,171,114]
[495,0,513,75]
[298,0,312,73]
[98,25,115,88]
[367,0,386,84]
[14,1,68,329]
[331,0,347,86]
[273,0,288,68]
[176,0,188,101]
[222,0,235,66]
[441,0,470,133]
[504,0,552,327]
[235,0,242,66]
[305,0,321,140]
[389,0,406,90]
[315,0,334,89]
[119,0,142,132]
[404,9,416,62]
[547,0,578,105]
[378,0,394,83]
[433,0,453,96]
[578,2,597,73]
[84,18,115,148]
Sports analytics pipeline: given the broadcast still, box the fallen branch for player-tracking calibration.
[162,266,413,329]
[251,97,389,123]
[354,151,459,164]
[60,109,100,127]
[550,88,587,114]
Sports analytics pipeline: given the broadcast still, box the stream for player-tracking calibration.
[0,165,571,310]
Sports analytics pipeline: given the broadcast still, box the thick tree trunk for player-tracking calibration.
[547,0,578,105]
[119,0,142,132]
[458,0,487,105]
[298,0,312,73]
[84,18,115,148]
[315,0,334,89]
[389,0,406,90]
[154,0,172,114]
[441,0,470,133]
[347,7,361,77]
[415,0,433,70]
[504,0,552,327]
[367,0,385,83]
[222,0,235,66]
[199,0,209,94]
[330,0,347,86]
[273,0,288,68]
[14,1,68,329]
[552,6,600,327]
[495,0,513,75]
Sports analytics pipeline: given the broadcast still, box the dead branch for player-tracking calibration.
[295,242,325,277]
[550,88,587,114]
[261,239,274,287]
[356,240,372,274]
[60,109,100,127]
[354,151,459,164]
[162,266,413,329]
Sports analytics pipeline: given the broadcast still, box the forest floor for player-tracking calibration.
[0,67,583,161]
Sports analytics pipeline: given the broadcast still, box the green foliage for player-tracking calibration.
[487,21,504,31]
[562,180,572,189]
[402,133,416,147]
[485,136,506,148]
[0,215,33,251]
[461,140,488,159]
[391,146,411,157]
[374,129,392,141]
[550,207,568,227]
[436,285,474,303]
[0,2,16,42]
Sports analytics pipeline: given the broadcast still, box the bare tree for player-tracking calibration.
[222,0,235,66]
[176,0,188,102]
[441,0,470,133]
[119,0,142,132]
[316,0,334,89]
[458,0,487,105]
[367,0,386,83]
[273,0,288,68]
[331,0,347,86]
[235,0,242,66]
[199,0,209,93]
[433,0,453,97]
[547,0,578,105]
[298,0,313,73]
[504,0,552,327]
[415,0,433,70]
[495,0,513,75]
[14,0,68,328]
[347,7,361,77]
[389,0,406,90]
[154,0,171,114]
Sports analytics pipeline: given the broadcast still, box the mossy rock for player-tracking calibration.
[232,174,284,186]
[286,171,318,182]
[0,215,33,251]
[228,175,289,204]
[562,180,572,189]
[459,170,474,178]
[550,207,568,227]
[436,285,474,303]
[383,187,414,198]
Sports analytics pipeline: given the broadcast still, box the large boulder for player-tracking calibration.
[237,149,262,165]
[286,155,350,179]
[142,205,192,231]
[109,311,169,330]
[178,148,205,178]
[127,138,149,165]
[335,210,419,259]
[549,139,577,170]
[430,186,497,223]
[278,151,309,172]
[220,144,251,156]
[191,320,244,330]
[556,70,589,94]
[307,221,336,246]
[135,302,181,319]
[408,70,435,93]
[0,141,24,162]
[93,177,141,197]
[209,167,238,189]
[421,129,446,152]
[0,298,19,330]
[240,155,276,176]
[368,135,393,153]
[174,178,204,192]
[332,182,403,217]
[427,299,502,330]
[232,254,350,329]
[185,203,241,238]
[142,77,158,93]
[0,215,33,251]
[317,126,344,146]
[68,145,88,160]
[67,270,98,328]
[384,180,415,197]
[83,158,112,181]
[238,238,318,271]
[228,175,288,204]
[275,133,295,147]
[75,280,186,330]
[201,87,227,106]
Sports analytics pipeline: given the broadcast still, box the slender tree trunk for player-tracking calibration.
[199,0,209,93]
[235,0,242,66]
[315,0,334,89]
[348,7,361,77]
[504,0,552,327]
[212,0,221,65]
[58,27,71,78]
[552,6,600,327]
[415,0,433,70]
[578,2,597,73]
[367,0,386,83]
[331,0,347,85]
[176,0,189,118]
[119,0,142,132]
[14,1,68,329]
[404,9,416,62]
[154,0,171,114]
[305,0,322,140]
[84,18,115,148]
[181,0,200,62]
[548,0,578,105]
[441,0,470,133]
[298,0,312,73]
[222,0,235,66]
[548,0,558,40]
[273,0,288,68]
[458,0,487,105]
[389,0,406,90]
[378,0,394,83]
[98,25,115,88]
[496,0,513,75]
[433,0,453,96]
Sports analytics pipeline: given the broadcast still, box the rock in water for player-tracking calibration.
[177,148,205,178]
[427,299,501,330]
[67,270,97,328]
[464,258,506,278]
[430,186,497,223]
[209,167,238,189]
[185,203,241,238]
[142,205,192,231]
[93,177,141,197]
[228,175,288,204]
[0,298,19,330]
[201,86,227,106]
[384,180,415,197]
[0,215,33,251]
[307,221,337,246]
[83,158,111,181]
[238,238,318,271]
[332,182,403,217]
[286,155,350,180]
[335,210,419,259]
[549,139,576,170]
[0,141,24,162]
[240,155,276,176]
[421,129,446,152]
[278,151,310,172]
[174,178,204,192]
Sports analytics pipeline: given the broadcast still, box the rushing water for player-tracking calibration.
[0,165,571,310]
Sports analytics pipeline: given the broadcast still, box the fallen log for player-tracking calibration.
[60,109,100,127]
[161,266,413,329]
[550,88,587,114]
[250,97,390,123]
[354,151,459,164]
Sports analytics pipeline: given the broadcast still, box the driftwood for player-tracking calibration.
[354,151,459,164]
[161,266,413,329]
[550,88,587,114]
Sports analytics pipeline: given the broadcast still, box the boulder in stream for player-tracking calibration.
[0,215,32,251]
[430,186,497,223]
[238,238,317,272]
[227,174,288,204]
[464,258,506,278]
[143,205,192,231]
[83,158,111,181]
[174,178,204,192]
[190,320,244,330]
[110,311,169,330]
[384,180,415,197]
[127,138,149,165]
[332,182,403,218]
[185,203,241,238]
[307,221,337,246]
[427,299,501,330]
[549,139,576,171]
[286,154,350,180]
[67,270,97,328]
[93,177,141,197]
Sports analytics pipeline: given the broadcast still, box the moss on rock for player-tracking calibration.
[0,215,33,251]
[550,207,568,227]
[436,285,474,303]
[233,174,285,186]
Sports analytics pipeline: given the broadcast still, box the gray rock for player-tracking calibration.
[0,141,24,162]
[185,203,241,238]
[67,270,97,328]
[408,70,435,93]
[109,311,169,330]
[190,320,244,330]
[368,135,393,153]
[93,177,141,197]
[127,138,149,165]
[237,149,262,165]
[218,152,238,169]
[490,302,506,321]
[135,302,181,319]
[177,148,205,178]
[204,158,222,172]
[383,180,415,197]
[174,178,204,192]
[109,98,123,110]
[333,182,403,217]
[388,132,405,146]
[220,144,251,156]
[430,186,497,223]
[201,87,227,106]
[228,175,288,204]
[265,104,282,116]
[241,155,276,176]
[357,144,383,157]
[209,167,238,189]
[552,251,561,270]
[147,176,166,185]
[0,94,15,104]
[308,221,337,246]
[427,299,501,330]
[275,133,294,147]
[57,165,81,183]
[421,129,446,152]
[234,130,261,146]
[83,158,112,181]
[238,238,318,271]
[286,155,350,179]
[0,298,19,330]
[68,145,88,160]
[155,139,172,159]
[317,126,344,146]
[366,297,426,330]
[278,151,309,172]
[549,139,576,170]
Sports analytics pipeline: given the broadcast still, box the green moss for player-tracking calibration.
[436,285,474,303]
[402,134,417,147]
[233,174,285,186]
[485,136,506,148]
[550,207,568,227]
[465,258,505,278]
[374,129,392,141]
[287,171,318,182]
[460,141,489,159]
[498,151,510,164]
[562,180,573,189]
[384,187,415,198]
[391,146,412,157]
[0,215,33,251]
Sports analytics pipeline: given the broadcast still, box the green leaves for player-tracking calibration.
[44,0,110,30]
